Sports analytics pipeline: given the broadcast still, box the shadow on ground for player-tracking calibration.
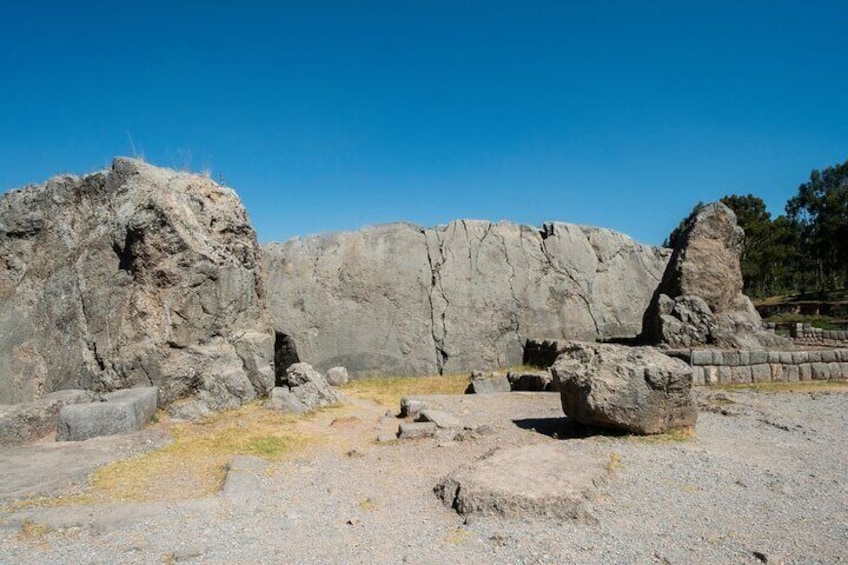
[512,417,627,440]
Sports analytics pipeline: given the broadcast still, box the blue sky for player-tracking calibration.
[1,1,846,245]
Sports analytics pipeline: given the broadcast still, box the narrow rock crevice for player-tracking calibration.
[423,229,450,374]
[538,227,601,337]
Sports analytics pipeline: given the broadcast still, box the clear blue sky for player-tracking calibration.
[2,1,846,245]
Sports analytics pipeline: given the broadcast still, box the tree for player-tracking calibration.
[786,159,848,291]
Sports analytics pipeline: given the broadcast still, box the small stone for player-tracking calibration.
[347,517,360,526]
[416,409,463,429]
[399,397,427,419]
[326,366,350,386]
[397,422,437,439]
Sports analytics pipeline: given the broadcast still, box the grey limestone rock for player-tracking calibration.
[435,444,610,520]
[263,220,669,377]
[416,409,463,429]
[56,387,158,441]
[399,397,428,419]
[397,421,437,439]
[551,341,697,435]
[507,369,553,391]
[641,202,790,350]
[0,390,97,446]
[465,375,511,394]
[267,363,339,413]
[326,366,350,387]
[0,158,274,411]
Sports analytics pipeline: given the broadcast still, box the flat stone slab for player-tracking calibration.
[466,376,511,394]
[221,455,271,502]
[435,444,610,520]
[416,409,463,429]
[397,422,437,439]
[57,387,158,442]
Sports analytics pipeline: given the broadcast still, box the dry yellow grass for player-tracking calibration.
[340,373,470,407]
[86,403,308,503]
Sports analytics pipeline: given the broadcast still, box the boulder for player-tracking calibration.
[507,369,553,391]
[326,366,350,387]
[266,363,339,413]
[56,387,158,441]
[641,202,789,349]
[0,158,274,412]
[399,397,428,419]
[435,444,610,520]
[551,341,697,435]
[0,390,97,446]
[465,375,511,394]
[263,220,669,377]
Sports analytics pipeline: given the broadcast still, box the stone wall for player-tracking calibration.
[667,348,848,386]
[790,324,848,347]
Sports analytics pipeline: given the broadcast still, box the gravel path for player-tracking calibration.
[1,389,846,564]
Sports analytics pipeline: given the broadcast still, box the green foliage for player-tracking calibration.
[665,157,848,299]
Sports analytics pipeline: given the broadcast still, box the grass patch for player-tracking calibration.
[763,313,846,330]
[341,373,470,407]
[17,519,50,541]
[634,427,696,444]
[86,403,307,503]
[712,379,848,394]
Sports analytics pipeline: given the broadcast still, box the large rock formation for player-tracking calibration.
[551,341,697,434]
[640,202,787,349]
[263,220,669,377]
[0,158,274,411]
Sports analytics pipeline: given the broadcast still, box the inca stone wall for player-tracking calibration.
[791,324,848,347]
[0,159,274,410]
[668,348,848,385]
[263,220,670,377]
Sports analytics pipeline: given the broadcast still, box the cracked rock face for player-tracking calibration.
[640,202,789,349]
[0,158,274,409]
[263,220,669,377]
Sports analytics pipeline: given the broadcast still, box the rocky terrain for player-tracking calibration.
[0,159,274,413]
[264,220,669,377]
[0,386,845,564]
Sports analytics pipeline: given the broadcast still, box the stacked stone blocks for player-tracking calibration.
[668,348,848,386]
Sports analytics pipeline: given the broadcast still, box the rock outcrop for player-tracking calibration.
[263,220,669,377]
[266,362,340,414]
[551,341,697,434]
[0,158,274,411]
[640,202,787,349]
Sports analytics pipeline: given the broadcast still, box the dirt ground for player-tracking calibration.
[1,385,846,564]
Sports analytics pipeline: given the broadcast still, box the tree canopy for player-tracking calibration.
[667,157,848,299]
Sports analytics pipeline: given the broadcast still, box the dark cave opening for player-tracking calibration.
[274,331,300,386]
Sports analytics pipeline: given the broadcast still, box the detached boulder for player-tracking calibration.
[551,341,696,435]
[641,202,788,349]
[266,363,339,413]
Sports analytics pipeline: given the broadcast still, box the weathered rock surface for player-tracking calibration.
[507,369,554,391]
[641,202,788,349]
[551,341,697,434]
[0,158,274,411]
[266,363,339,413]
[465,374,511,394]
[435,444,610,519]
[326,366,350,387]
[57,387,158,441]
[264,220,669,376]
[0,390,97,446]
